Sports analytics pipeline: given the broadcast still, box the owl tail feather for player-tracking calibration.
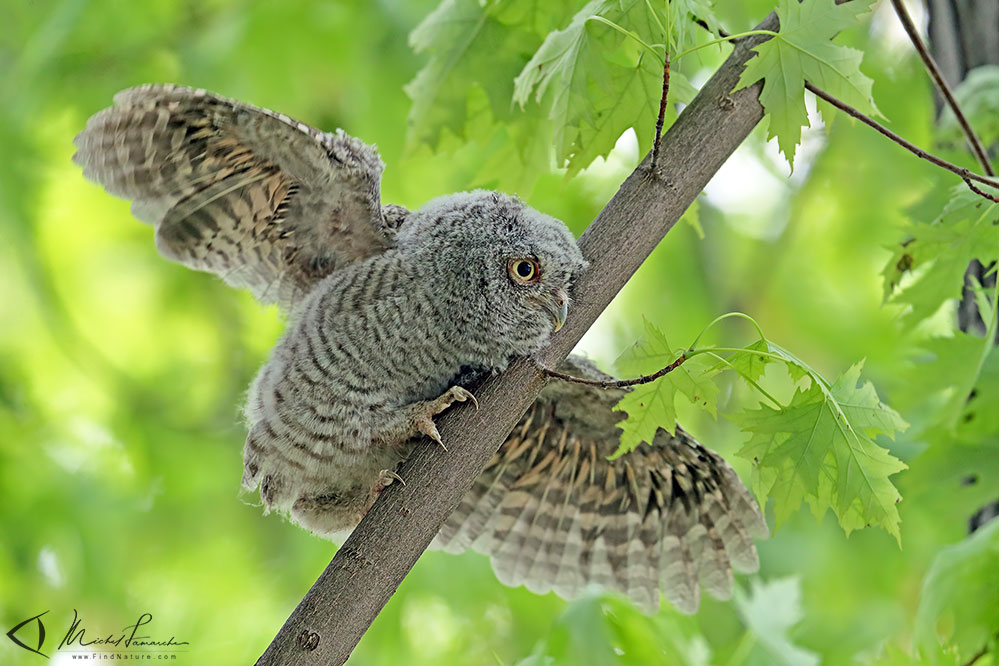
[431,357,768,614]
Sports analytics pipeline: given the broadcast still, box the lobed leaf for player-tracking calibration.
[937,65,999,149]
[405,0,540,147]
[914,520,999,664]
[735,577,820,666]
[733,362,909,542]
[734,0,879,167]
[612,319,719,455]
[883,187,999,328]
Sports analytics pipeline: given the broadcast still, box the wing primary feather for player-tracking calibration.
[75,84,391,309]
[435,356,767,614]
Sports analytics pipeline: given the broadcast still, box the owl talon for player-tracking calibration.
[416,416,447,451]
[364,469,407,517]
[409,385,478,449]
[431,386,477,414]
[378,469,406,487]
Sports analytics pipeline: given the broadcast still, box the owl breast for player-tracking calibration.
[240,251,489,525]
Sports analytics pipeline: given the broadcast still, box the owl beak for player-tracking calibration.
[545,287,569,332]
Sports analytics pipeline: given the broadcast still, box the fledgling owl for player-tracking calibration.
[74,84,767,613]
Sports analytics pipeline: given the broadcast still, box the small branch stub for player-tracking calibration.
[297,630,320,652]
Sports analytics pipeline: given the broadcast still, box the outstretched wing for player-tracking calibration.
[73,84,392,308]
[434,357,768,614]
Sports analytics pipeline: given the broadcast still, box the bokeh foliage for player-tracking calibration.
[1,1,996,665]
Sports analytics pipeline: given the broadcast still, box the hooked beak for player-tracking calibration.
[543,287,569,332]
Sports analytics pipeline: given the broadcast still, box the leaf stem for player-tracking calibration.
[673,30,778,61]
[689,311,768,349]
[702,351,783,409]
[963,178,999,203]
[888,0,996,177]
[686,347,790,365]
[585,16,661,60]
[644,0,667,42]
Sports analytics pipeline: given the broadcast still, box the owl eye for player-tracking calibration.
[508,258,541,284]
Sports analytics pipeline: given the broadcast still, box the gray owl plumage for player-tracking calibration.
[74,84,767,614]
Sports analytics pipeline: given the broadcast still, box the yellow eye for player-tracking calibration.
[508,258,540,284]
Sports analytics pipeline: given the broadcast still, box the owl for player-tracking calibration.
[74,84,767,613]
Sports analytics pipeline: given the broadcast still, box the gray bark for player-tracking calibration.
[925,1,999,537]
[925,0,999,338]
[926,0,999,89]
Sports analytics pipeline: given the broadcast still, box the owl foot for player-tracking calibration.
[362,469,407,517]
[413,386,477,450]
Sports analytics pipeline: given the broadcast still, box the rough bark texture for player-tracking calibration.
[926,0,999,537]
[926,0,999,90]
[926,0,999,338]
[254,12,778,666]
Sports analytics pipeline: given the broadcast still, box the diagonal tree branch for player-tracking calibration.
[255,12,782,666]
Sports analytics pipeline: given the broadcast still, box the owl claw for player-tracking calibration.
[436,386,477,412]
[378,469,406,487]
[416,416,447,451]
[364,469,407,517]
[410,385,478,449]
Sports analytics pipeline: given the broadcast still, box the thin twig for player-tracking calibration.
[690,6,998,199]
[964,178,999,203]
[889,0,996,177]
[805,82,999,200]
[537,353,687,388]
[650,52,671,171]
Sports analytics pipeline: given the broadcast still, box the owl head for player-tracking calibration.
[397,191,586,360]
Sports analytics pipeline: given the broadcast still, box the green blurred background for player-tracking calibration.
[1,1,995,664]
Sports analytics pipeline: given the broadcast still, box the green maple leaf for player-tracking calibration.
[668,0,722,54]
[957,347,999,439]
[915,520,999,664]
[883,187,999,327]
[718,337,810,385]
[567,39,663,173]
[734,0,879,168]
[408,0,727,184]
[904,332,991,433]
[735,578,820,666]
[938,65,999,149]
[513,0,671,174]
[733,361,909,542]
[406,0,538,147]
[612,319,719,456]
[463,86,557,193]
[721,338,775,385]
